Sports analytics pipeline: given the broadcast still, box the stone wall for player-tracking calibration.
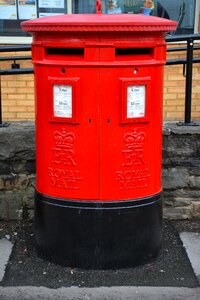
[0,122,35,220]
[0,122,199,220]
[163,122,200,220]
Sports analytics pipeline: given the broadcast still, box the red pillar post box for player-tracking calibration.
[22,14,176,269]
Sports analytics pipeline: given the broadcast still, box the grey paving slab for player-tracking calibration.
[0,286,200,300]
[180,232,200,283]
[0,239,13,282]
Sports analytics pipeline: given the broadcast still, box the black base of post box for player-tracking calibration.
[35,191,162,269]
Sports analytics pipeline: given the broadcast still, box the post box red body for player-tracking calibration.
[22,14,176,269]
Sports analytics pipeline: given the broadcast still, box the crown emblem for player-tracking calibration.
[54,129,75,149]
[123,130,145,149]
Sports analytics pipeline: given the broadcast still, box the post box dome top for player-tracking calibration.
[21,14,177,33]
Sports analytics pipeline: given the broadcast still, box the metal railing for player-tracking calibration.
[0,35,200,127]
[166,34,200,126]
[0,45,33,127]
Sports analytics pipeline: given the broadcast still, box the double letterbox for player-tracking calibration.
[22,14,176,269]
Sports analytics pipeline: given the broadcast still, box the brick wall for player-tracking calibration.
[1,52,34,121]
[1,46,200,122]
[164,44,200,120]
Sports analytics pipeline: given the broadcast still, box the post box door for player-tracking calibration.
[35,65,101,200]
[99,65,163,200]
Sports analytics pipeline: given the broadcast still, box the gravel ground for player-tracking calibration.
[0,219,199,289]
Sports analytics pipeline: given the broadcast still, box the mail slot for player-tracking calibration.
[22,13,176,269]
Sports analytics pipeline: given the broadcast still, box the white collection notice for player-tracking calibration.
[53,85,72,118]
[127,85,146,118]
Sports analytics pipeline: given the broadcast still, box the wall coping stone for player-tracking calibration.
[163,121,200,135]
[1,121,200,134]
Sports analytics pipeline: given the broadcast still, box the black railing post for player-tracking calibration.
[184,38,194,124]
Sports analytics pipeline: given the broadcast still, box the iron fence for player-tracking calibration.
[0,45,33,126]
[0,35,200,126]
[166,34,200,126]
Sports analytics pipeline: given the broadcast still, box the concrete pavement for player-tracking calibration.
[0,286,200,300]
[0,238,13,282]
[180,232,200,284]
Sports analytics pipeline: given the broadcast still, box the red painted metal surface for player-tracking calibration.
[22,14,176,201]
[22,13,176,32]
[96,0,102,14]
